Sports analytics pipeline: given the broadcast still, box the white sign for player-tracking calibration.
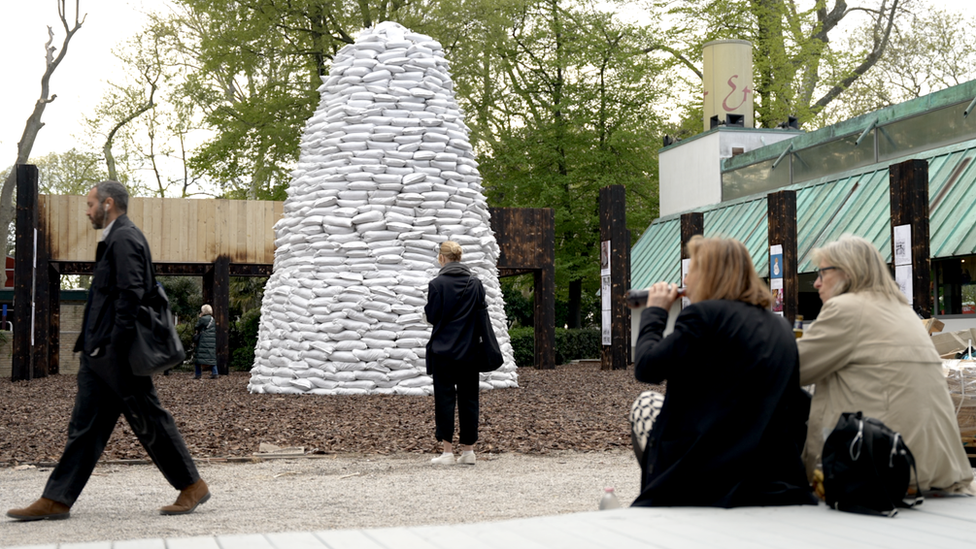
[600,240,611,276]
[601,240,612,346]
[893,224,912,266]
[895,264,914,305]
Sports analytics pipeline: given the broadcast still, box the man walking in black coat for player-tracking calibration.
[6,181,209,521]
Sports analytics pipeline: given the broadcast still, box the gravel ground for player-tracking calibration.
[0,450,639,547]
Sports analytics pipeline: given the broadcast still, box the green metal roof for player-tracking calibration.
[704,196,768,273]
[929,147,976,258]
[795,169,892,272]
[631,217,681,287]
[632,141,976,284]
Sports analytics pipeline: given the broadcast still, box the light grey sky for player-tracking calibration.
[0,1,162,167]
[2,0,975,174]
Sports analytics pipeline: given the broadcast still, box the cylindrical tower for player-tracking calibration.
[702,39,754,132]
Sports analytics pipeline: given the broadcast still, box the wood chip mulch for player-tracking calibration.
[0,362,659,464]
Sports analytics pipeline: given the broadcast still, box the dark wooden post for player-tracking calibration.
[33,219,50,378]
[534,209,556,370]
[48,265,61,375]
[767,190,798,324]
[213,256,231,375]
[625,228,632,364]
[680,212,704,275]
[12,165,38,381]
[600,185,627,371]
[203,265,215,307]
[889,159,932,317]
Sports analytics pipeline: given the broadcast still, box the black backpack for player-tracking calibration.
[822,411,923,517]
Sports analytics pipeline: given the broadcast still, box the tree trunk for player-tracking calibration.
[0,1,84,286]
[567,278,582,329]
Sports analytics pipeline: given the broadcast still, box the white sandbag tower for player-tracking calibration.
[248,22,518,395]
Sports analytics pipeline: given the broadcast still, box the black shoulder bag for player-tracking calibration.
[822,411,923,517]
[443,275,504,372]
[129,279,186,376]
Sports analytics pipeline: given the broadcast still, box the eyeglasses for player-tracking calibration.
[815,266,840,280]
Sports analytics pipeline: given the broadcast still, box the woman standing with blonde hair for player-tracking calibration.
[630,236,815,507]
[425,241,485,465]
[798,235,974,494]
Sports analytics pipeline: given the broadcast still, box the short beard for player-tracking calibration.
[90,204,106,230]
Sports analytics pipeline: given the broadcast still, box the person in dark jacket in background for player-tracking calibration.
[425,241,484,466]
[6,181,209,522]
[193,304,218,379]
[628,236,816,508]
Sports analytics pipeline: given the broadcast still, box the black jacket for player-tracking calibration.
[425,262,485,364]
[74,215,154,377]
[632,299,816,508]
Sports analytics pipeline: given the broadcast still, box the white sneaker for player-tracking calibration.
[457,452,476,465]
[430,453,455,465]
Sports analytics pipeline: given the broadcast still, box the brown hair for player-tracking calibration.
[439,241,463,262]
[687,235,772,308]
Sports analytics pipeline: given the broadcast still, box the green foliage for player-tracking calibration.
[501,276,535,327]
[158,276,204,323]
[642,0,908,130]
[501,275,600,329]
[176,321,196,366]
[29,149,111,195]
[508,327,535,366]
[471,2,663,315]
[163,0,387,198]
[816,8,976,125]
[229,307,262,371]
[508,326,602,367]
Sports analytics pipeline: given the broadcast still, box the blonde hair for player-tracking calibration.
[201,304,213,316]
[687,235,772,308]
[812,234,907,304]
[439,241,463,262]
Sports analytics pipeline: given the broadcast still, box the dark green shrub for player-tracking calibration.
[508,327,601,367]
[229,307,261,371]
[554,328,602,365]
[158,276,203,322]
[508,327,535,367]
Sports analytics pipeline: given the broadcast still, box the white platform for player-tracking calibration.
[4,497,975,549]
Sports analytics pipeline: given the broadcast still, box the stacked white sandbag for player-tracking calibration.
[248,21,518,396]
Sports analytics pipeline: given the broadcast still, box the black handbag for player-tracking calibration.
[129,281,186,376]
[473,305,504,372]
[822,411,922,517]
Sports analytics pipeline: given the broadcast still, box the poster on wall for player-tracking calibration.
[601,240,611,346]
[770,277,784,315]
[895,264,914,305]
[769,244,783,279]
[894,224,911,266]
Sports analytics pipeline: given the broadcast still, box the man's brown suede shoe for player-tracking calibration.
[6,497,70,521]
[159,479,210,515]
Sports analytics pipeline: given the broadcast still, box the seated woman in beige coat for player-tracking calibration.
[798,235,974,494]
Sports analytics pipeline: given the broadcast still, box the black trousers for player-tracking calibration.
[430,354,480,446]
[43,355,199,507]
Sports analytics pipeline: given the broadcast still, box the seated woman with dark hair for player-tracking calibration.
[629,236,816,508]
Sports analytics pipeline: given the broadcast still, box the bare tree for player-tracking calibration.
[0,0,85,287]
